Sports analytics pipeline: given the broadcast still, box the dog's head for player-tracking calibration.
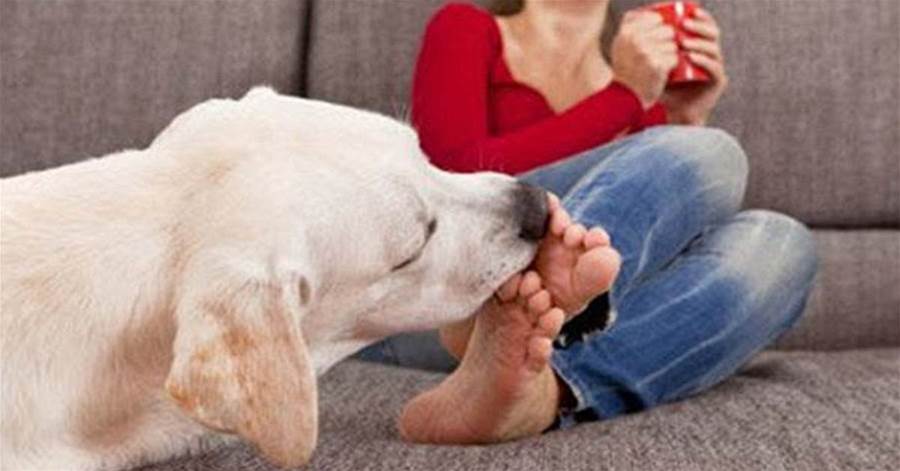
[158,88,547,467]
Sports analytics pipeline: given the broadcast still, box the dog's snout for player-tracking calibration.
[513,183,549,241]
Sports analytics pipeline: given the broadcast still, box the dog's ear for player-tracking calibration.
[165,267,317,468]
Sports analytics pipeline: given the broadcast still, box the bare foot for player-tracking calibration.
[534,194,621,315]
[438,195,621,360]
[399,272,567,444]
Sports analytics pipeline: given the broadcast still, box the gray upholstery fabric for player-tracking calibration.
[698,0,900,229]
[305,0,900,227]
[139,353,900,471]
[777,229,900,350]
[305,0,445,117]
[0,0,309,177]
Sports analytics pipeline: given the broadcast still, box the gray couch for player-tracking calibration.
[1,1,898,469]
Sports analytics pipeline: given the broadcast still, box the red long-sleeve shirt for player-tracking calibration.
[411,3,667,175]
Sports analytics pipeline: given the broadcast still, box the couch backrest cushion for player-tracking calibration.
[306,0,445,119]
[305,0,900,228]
[776,229,900,350]
[0,0,309,177]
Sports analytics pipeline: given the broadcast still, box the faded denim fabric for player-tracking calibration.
[356,126,818,425]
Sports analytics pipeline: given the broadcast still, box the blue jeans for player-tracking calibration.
[356,126,818,424]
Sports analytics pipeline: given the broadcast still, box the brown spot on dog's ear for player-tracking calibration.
[167,382,198,413]
[221,326,256,356]
[192,347,212,364]
[165,280,318,467]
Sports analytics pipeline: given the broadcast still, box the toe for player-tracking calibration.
[525,336,553,372]
[547,193,561,212]
[527,289,552,315]
[536,308,565,338]
[496,273,522,302]
[563,224,586,248]
[583,227,610,248]
[519,271,543,297]
[573,247,621,300]
[549,206,571,236]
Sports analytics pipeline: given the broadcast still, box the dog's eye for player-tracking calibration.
[391,218,437,272]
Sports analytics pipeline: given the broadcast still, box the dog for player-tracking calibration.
[0,87,548,470]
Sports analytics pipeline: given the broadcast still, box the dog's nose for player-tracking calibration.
[513,182,549,241]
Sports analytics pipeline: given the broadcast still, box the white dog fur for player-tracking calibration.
[0,88,546,470]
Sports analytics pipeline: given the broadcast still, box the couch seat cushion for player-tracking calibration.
[141,350,899,470]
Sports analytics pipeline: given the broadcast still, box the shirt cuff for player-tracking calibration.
[605,81,646,125]
[641,102,669,127]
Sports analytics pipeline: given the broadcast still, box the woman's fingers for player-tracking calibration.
[646,32,679,69]
[546,193,560,212]
[684,16,720,40]
[658,40,679,55]
[687,51,727,84]
[646,23,677,42]
[623,9,663,26]
[681,37,723,62]
[682,10,725,74]
[694,8,715,22]
[624,12,679,70]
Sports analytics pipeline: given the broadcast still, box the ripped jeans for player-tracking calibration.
[356,126,818,425]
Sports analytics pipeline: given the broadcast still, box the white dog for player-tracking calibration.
[0,88,547,470]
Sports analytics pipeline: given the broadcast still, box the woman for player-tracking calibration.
[359,0,818,444]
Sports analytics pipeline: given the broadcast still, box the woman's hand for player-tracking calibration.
[660,9,729,126]
[611,11,679,109]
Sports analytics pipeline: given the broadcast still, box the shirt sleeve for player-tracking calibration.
[632,102,669,133]
[411,3,650,175]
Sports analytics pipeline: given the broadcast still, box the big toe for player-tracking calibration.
[573,246,621,302]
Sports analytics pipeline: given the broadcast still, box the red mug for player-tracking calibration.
[645,1,711,85]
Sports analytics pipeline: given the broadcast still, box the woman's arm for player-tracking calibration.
[411,5,654,175]
[634,102,668,131]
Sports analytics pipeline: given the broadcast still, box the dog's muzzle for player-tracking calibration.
[513,182,549,241]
